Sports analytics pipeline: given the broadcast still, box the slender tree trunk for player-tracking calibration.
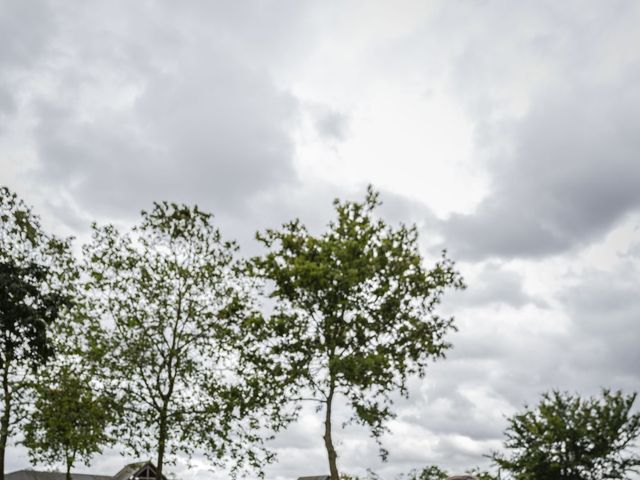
[0,363,12,480]
[65,459,72,480]
[323,384,339,480]
[156,407,167,480]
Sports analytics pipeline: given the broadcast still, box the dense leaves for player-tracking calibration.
[84,202,289,479]
[0,187,77,479]
[23,366,116,480]
[404,465,449,480]
[491,390,640,479]
[252,187,464,479]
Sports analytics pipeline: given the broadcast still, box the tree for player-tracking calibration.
[401,465,495,480]
[0,187,76,479]
[23,365,116,480]
[405,465,449,480]
[83,202,288,479]
[491,389,640,479]
[252,187,465,479]
[465,467,498,480]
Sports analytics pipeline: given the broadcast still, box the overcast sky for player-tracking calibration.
[2,1,640,479]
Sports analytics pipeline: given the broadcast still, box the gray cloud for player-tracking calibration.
[2,2,640,480]
[442,76,640,260]
[447,262,546,309]
[421,0,640,260]
[307,103,350,142]
[559,260,640,382]
[27,10,299,222]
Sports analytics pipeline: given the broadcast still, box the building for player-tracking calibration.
[7,461,167,480]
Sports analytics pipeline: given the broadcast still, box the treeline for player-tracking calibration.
[1,186,639,480]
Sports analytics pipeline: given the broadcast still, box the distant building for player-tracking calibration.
[7,461,167,480]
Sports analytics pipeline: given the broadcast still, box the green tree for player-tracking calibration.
[84,202,288,479]
[23,365,116,480]
[0,187,76,479]
[405,465,449,480]
[252,187,464,480]
[465,467,498,480]
[491,389,640,479]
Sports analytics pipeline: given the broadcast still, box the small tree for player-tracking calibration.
[252,187,464,479]
[23,365,115,480]
[84,202,288,479]
[0,187,76,479]
[491,389,640,479]
[405,465,449,480]
[402,465,495,480]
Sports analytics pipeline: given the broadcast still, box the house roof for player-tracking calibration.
[112,463,147,480]
[7,461,166,480]
[5,472,111,480]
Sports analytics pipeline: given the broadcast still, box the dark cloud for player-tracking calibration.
[0,1,318,236]
[26,10,300,221]
[308,104,349,142]
[429,0,640,260]
[0,0,53,130]
[0,0,52,69]
[441,77,640,260]
[446,262,546,309]
[33,52,298,216]
[559,261,640,382]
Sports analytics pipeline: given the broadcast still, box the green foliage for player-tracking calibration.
[404,465,449,480]
[83,202,288,478]
[465,467,498,480]
[23,365,115,480]
[252,186,464,478]
[0,186,77,477]
[491,389,640,479]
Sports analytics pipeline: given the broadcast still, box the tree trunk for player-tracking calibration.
[323,385,339,480]
[0,363,12,480]
[65,460,72,480]
[156,408,167,480]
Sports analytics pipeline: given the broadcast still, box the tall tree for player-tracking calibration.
[491,389,640,479]
[0,187,76,479]
[84,202,288,479]
[252,187,464,479]
[23,365,116,480]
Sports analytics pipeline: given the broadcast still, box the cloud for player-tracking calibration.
[431,1,640,260]
[2,2,640,480]
[307,103,350,142]
[447,262,546,309]
[441,75,640,260]
[0,1,314,234]
[558,259,640,384]
[29,9,300,222]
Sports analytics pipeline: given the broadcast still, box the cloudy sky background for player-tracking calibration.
[2,0,640,478]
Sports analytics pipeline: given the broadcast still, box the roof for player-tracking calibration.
[7,461,166,480]
[6,472,111,480]
[112,463,147,480]
[297,476,331,480]
[111,462,166,480]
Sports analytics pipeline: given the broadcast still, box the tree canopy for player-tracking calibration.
[491,389,640,479]
[0,186,77,479]
[23,365,116,480]
[83,202,289,479]
[252,186,464,479]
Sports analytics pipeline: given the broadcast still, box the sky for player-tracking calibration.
[1,0,640,478]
